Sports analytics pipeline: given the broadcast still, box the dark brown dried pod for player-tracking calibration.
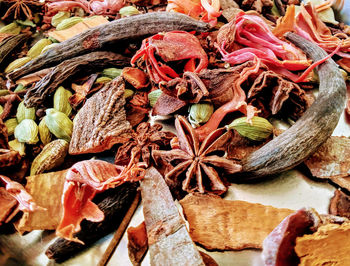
[8,12,210,80]
[24,51,130,108]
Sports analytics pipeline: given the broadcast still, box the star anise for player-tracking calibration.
[1,0,43,21]
[115,122,175,167]
[153,116,242,196]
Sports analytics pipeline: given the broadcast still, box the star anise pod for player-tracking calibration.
[115,122,175,167]
[153,116,242,196]
[1,0,43,21]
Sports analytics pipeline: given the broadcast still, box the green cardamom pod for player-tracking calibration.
[188,103,214,128]
[5,57,31,73]
[30,139,69,175]
[51,11,71,27]
[95,76,112,84]
[119,6,140,17]
[41,43,58,55]
[0,105,3,116]
[45,108,73,142]
[4,118,18,136]
[0,90,10,96]
[27,38,52,59]
[53,86,73,116]
[0,22,21,34]
[16,19,36,27]
[56,17,83,30]
[14,119,39,144]
[102,68,122,79]
[124,89,134,99]
[16,101,36,123]
[14,84,26,93]
[226,116,273,141]
[9,139,26,156]
[148,89,162,107]
[38,119,52,145]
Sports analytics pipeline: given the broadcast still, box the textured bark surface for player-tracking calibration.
[8,12,209,80]
[0,33,30,66]
[45,183,138,262]
[23,51,130,108]
[238,33,346,179]
[140,167,205,266]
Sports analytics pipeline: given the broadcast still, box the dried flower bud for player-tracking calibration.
[16,101,36,123]
[45,108,73,142]
[9,139,26,156]
[5,57,31,73]
[38,119,52,145]
[14,119,39,144]
[51,11,71,27]
[4,118,18,136]
[148,89,162,107]
[227,116,273,141]
[28,39,52,58]
[102,68,123,79]
[54,86,73,117]
[188,103,214,128]
[0,22,21,34]
[30,139,68,175]
[119,6,140,17]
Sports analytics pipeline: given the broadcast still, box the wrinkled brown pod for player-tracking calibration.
[237,33,346,179]
[0,33,30,66]
[8,12,210,80]
[23,51,130,107]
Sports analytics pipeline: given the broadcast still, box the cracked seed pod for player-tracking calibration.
[14,119,39,144]
[30,139,69,175]
[44,108,73,142]
[4,118,18,136]
[227,116,273,141]
[38,119,52,145]
[53,86,72,116]
[16,101,36,123]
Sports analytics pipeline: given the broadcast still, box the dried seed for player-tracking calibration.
[53,86,73,117]
[51,11,71,27]
[5,57,32,73]
[4,118,18,136]
[44,108,73,142]
[28,39,52,59]
[30,139,69,175]
[56,17,83,30]
[38,119,52,145]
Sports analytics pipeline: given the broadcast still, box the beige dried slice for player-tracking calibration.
[304,136,350,179]
[69,77,132,155]
[295,222,350,265]
[16,170,67,233]
[180,194,294,250]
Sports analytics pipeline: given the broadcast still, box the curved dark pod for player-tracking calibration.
[239,33,346,179]
[0,33,30,66]
[8,12,210,80]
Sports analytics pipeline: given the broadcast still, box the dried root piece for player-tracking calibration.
[69,77,132,155]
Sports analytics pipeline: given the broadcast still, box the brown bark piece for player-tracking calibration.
[295,222,350,265]
[69,77,132,155]
[304,136,350,179]
[127,222,148,266]
[329,190,350,218]
[140,167,205,266]
[180,194,293,250]
[16,170,67,233]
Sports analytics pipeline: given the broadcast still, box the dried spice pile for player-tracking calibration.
[0,0,350,265]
